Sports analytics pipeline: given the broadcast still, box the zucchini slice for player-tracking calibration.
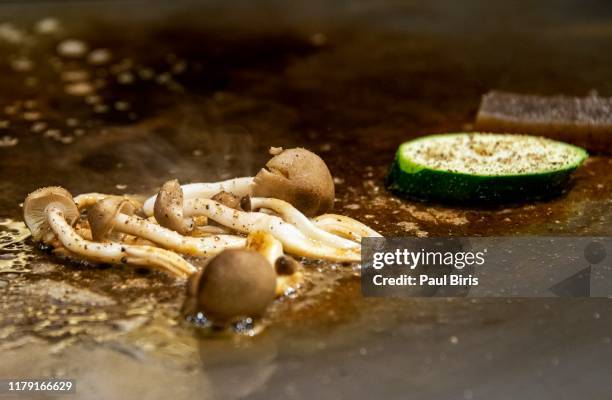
[386,133,588,203]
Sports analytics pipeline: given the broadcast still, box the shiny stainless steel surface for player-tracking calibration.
[0,1,611,398]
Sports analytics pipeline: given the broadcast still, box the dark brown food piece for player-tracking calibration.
[475,91,612,153]
[275,255,300,276]
[211,191,243,210]
[253,147,335,217]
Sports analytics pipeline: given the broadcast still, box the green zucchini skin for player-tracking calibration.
[386,135,588,204]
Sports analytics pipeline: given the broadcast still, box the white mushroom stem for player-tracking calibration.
[143,177,254,216]
[249,197,359,249]
[246,231,304,297]
[312,214,383,242]
[74,193,109,209]
[246,231,283,263]
[184,198,360,262]
[191,224,232,236]
[75,193,142,211]
[46,207,196,278]
[113,213,246,256]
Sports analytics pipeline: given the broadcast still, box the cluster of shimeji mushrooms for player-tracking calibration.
[23,147,381,324]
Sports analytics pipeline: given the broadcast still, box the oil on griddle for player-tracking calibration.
[0,1,611,399]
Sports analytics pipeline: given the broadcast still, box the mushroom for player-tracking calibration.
[274,255,302,278]
[74,192,143,212]
[246,197,360,249]
[189,248,276,324]
[24,186,81,243]
[147,179,360,262]
[142,147,335,217]
[74,192,110,210]
[184,197,360,262]
[312,214,383,242]
[23,187,196,278]
[211,191,244,210]
[246,231,304,296]
[252,147,335,217]
[88,197,136,241]
[143,177,254,216]
[154,179,194,235]
[88,197,246,256]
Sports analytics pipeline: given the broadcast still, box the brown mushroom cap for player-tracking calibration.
[274,255,301,276]
[88,197,136,241]
[195,249,276,323]
[252,147,335,217]
[211,191,243,210]
[23,186,80,242]
[154,179,193,235]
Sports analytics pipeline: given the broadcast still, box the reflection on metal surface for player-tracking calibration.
[0,0,611,398]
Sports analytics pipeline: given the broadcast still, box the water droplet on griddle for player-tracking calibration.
[155,72,171,84]
[114,101,130,111]
[57,39,88,58]
[93,104,109,113]
[64,81,94,96]
[87,48,112,65]
[66,118,79,127]
[117,71,134,84]
[137,67,155,80]
[22,111,41,121]
[85,94,101,105]
[0,23,25,44]
[10,56,34,72]
[31,122,47,133]
[171,60,187,74]
[61,70,90,82]
[44,129,62,139]
[35,18,61,35]
[0,136,18,147]
[4,104,19,115]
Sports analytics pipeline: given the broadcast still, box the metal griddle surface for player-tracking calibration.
[0,1,611,399]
